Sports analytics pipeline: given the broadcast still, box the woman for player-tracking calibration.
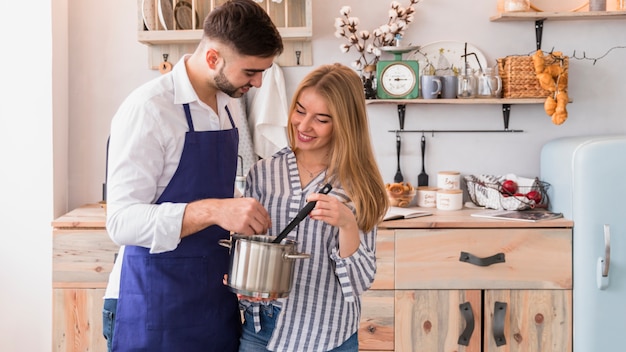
[239,63,389,352]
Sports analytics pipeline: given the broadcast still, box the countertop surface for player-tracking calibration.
[51,203,574,230]
[380,207,573,229]
[52,203,106,228]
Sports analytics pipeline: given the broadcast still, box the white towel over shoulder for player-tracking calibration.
[246,63,289,160]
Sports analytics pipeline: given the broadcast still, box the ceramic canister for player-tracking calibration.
[417,186,439,208]
[437,171,461,190]
[436,189,463,211]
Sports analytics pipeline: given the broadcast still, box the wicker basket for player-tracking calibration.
[497,54,569,98]
[464,174,550,211]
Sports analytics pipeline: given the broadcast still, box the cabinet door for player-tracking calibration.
[53,288,107,352]
[360,290,394,351]
[395,290,482,352]
[484,290,572,352]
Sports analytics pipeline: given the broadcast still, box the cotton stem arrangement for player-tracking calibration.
[334,0,421,72]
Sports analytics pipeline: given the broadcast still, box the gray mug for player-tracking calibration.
[441,75,458,99]
[421,75,442,99]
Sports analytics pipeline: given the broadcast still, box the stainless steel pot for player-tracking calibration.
[219,234,310,299]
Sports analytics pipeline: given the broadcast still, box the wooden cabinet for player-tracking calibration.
[52,205,118,352]
[359,209,573,352]
[137,0,313,68]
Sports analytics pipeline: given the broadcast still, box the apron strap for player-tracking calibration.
[183,104,195,132]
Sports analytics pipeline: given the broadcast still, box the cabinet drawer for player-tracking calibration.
[395,228,572,290]
[53,229,119,288]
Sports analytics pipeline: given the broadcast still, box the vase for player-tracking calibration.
[362,64,377,99]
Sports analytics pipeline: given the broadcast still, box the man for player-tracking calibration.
[102,1,283,351]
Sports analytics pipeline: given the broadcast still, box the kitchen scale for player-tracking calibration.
[376,45,421,99]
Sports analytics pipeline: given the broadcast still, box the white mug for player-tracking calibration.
[437,171,461,190]
[437,189,463,211]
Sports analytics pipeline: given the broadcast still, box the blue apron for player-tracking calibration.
[112,104,241,351]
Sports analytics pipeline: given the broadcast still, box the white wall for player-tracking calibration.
[66,0,626,210]
[0,0,54,351]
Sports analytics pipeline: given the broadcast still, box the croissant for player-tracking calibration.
[544,96,557,116]
[551,91,569,125]
[532,50,545,74]
[552,108,568,125]
[545,64,563,78]
[537,72,556,91]
[556,90,568,103]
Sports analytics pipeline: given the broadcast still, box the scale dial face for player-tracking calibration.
[380,62,417,97]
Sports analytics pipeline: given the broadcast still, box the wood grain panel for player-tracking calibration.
[395,228,572,290]
[53,229,118,287]
[372,229,394,290]
[53,288,107,352]
[484,290,572,352]
[395,290,482,352]
[359,290,394,351]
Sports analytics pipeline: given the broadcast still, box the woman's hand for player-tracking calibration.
[306,193,360,257]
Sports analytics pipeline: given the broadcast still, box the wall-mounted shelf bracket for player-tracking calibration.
[502,104,512,130]
[387,103,523,134]
[535,19,544,50]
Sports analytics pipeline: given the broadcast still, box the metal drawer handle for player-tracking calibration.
[493,301,507,346]
[458,302,474,346]
[459,251,505,266]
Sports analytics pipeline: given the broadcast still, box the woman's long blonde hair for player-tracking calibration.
[287,63,389,232]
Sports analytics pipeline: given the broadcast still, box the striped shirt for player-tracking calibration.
[241,147,377,351]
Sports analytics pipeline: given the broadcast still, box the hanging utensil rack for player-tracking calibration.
[368,100,542,134]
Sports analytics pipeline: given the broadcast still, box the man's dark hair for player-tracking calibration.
[204,0,284,58]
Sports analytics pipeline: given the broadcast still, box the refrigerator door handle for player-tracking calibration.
[597,224,611,290]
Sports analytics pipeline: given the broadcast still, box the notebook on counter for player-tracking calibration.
[384,207,432,221]
[471,209,563,222]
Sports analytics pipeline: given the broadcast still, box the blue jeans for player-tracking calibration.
[239,305,358,352]
[102,298,117,352]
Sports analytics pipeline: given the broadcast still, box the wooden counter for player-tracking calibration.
[379,207,573,229]
[52,204,115,352]
[359,207,573,351]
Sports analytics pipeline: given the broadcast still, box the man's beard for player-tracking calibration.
[214,66,247,98]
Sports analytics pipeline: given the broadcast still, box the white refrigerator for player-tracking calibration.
[540,135,626,351]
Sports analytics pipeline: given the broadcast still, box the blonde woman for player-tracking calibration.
[239,63,389,352]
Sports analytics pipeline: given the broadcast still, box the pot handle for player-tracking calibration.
[284,253,310,260]
[218,239,232,249]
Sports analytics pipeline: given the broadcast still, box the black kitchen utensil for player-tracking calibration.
[272,183,333,243]
[418,135,429,186]
[394,132,403,183]
[394,105,406,183]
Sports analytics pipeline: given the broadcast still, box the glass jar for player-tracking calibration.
[457,65,477,99]
[504,0,530,12]
[476,67,502,98]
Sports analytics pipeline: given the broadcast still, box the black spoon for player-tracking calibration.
[272,183,333,244]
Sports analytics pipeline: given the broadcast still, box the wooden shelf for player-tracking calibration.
[137,27,312,45]
[490,10,626,22]
[366,98,545,105]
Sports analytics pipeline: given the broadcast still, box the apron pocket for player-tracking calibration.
[145,256,210,330]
